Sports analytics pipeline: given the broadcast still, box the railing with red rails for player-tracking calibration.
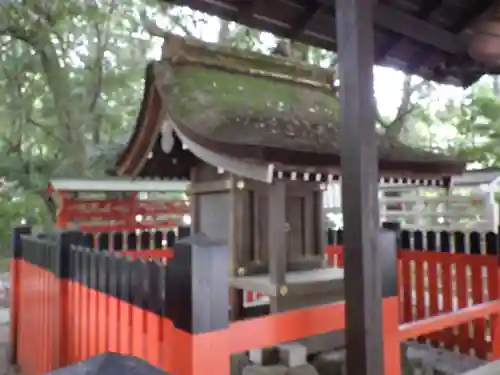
[10,226,500,375]
[78,225,500,357]
[325,228,500,358]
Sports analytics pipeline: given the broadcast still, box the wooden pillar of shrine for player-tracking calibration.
[335,1,385,375]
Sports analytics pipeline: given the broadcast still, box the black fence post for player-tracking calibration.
[165,232,229,374]
[11,226,32,260]
[178,226,191,240]
[57,230,83,278]
[166,232,229,333]
[9,226,32,364]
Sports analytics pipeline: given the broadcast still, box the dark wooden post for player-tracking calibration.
[378,225,401,375]
[9,226,32,364]
[335,0,381,373]
[166,232,229,375]
[268,181,287,313]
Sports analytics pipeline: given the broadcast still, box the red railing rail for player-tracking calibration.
[10,226,500,375]
[325,244,500,358]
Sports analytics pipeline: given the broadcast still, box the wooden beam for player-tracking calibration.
[268,181,287,286]
[268,181,287,313]
[187,179,231,194]
[373,4,466,53]
[287,2,324,40]
[335,1,384,375]
[174,0,467,55]
[234,0,261,26]
[311,0,467,53]
[461,1,500,35]
[375,0,445,63]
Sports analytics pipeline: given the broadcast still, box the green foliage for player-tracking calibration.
[0,1,291,251]
[0,183,52,256]
[0,0,157,249]
[429,80,500,165]
[1,0,500,255]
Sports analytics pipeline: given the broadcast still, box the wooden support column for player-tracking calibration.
[229,176,251,320]
[335,0,384,375]
[268,181,287,313]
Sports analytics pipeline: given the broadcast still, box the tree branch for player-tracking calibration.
[3,22,79,153]
[384,76,432,139]
[27,118,67,145]
[87,0,119,145]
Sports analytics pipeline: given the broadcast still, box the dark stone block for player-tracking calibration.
[249,347,280,366]
[47,352,169,375]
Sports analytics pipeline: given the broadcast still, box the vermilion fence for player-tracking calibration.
[10,228,353,375]
[326,229,500,358]
[10,226,500,375]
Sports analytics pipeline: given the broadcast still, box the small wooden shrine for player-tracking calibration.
[107,33,465,327]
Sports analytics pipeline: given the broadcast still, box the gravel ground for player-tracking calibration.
[0,324,17,375]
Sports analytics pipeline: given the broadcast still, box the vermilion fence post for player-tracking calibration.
[54,230,84,370]
[118,256,132,355]
[413,231,425,324]
[490,230,500,359]
[469,232,486,357]
[144,261,162,367]
[454,232,469,353]
[131,259,146,360]
[107,254,120,354]
[9,226,31,365]
[166,233,229,375]
[399,230,412,324]
[439,231,453,349]
[97,252,110,355]
[88,252,99,358]
[426,231,439,345]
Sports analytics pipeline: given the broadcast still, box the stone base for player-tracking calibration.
[244,344,319,375]
[237,341,489,375]
[232,353,251,375]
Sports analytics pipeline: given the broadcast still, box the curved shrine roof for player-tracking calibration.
[113,33,466,184]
